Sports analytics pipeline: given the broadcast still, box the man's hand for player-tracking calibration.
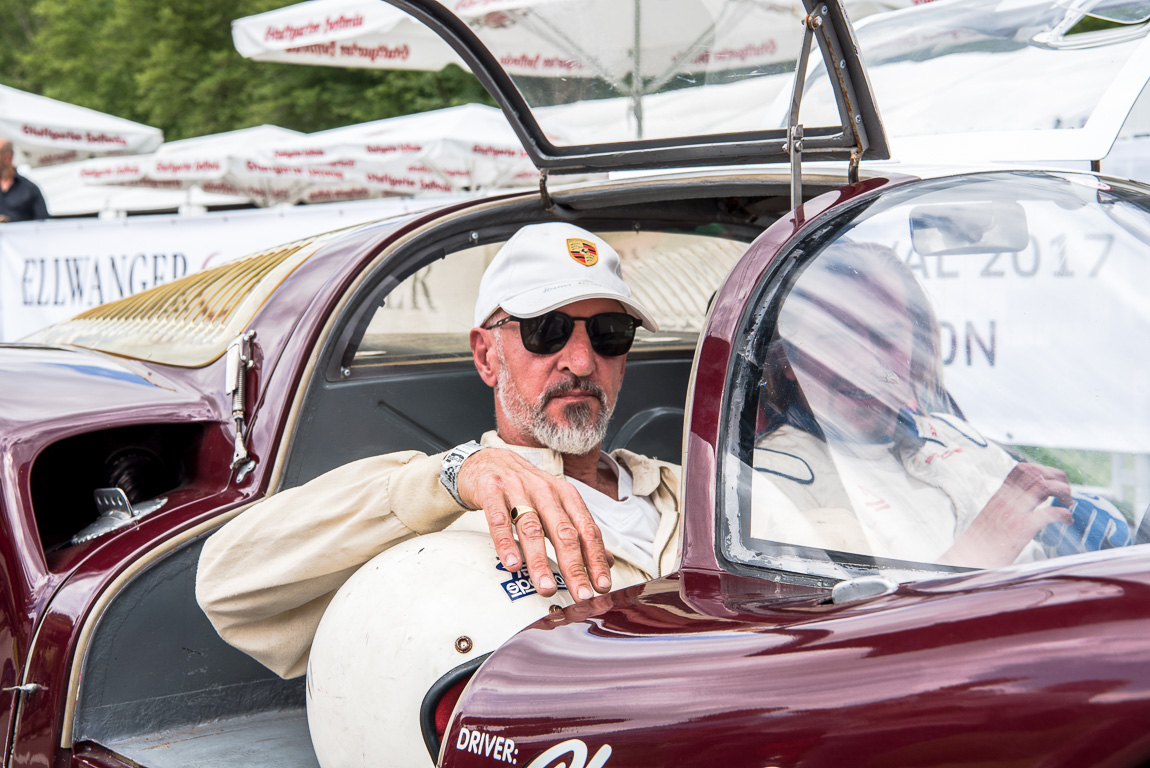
[456,448,612,601]
[941,462,1073,568]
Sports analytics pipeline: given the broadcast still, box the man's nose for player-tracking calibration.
[557,320,596,377]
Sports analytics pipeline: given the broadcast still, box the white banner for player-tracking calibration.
[921,220,1150,455]
[0,197,461,341]
[851,187,1150,455]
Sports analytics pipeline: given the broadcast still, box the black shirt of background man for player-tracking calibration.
[0,173,49,223]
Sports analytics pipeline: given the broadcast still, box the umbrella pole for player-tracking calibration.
[632,0,644,140]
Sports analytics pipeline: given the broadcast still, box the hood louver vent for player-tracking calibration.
[25,233,336,367]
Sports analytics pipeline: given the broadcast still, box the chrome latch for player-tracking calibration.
[830,575,898,605]
[226,330,257,482]
[71,488,168,545]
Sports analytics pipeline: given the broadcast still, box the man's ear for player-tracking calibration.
[470,327,499,388]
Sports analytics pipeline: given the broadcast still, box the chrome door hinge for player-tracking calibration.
[226,330,257,483]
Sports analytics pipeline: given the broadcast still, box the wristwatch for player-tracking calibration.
[440,440,484,508]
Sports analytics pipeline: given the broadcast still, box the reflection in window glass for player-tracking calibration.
[450,0,814,142]
[726,172,1150,581]
[353,231,746,366]
[802,0,1150,141]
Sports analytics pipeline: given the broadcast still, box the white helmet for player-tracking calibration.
[307,529,575,767]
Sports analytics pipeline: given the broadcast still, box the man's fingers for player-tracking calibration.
[550,483,609,597]
[557,482,611,592]
[536,496,595,601]
[512,507,558,595]
[458,446,614,602]
[479,494,524,572]
[564,494,612,593]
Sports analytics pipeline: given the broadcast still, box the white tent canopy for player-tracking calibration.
[0,84,163,167]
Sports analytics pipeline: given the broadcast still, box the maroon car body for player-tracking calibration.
[4,1,1150,767]
[440,179,1150,767]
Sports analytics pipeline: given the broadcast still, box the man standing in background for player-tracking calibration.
[0,139,49,222]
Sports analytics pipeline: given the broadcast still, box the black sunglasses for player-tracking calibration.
[487,311,639,357]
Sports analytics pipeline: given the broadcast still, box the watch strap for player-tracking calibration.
[440,440,484,508]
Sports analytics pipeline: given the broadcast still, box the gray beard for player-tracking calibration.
[495,333,613,456]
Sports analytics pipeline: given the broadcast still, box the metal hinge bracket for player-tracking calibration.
[226,330,257,482]
[538,169,579,221]
[539,169,556,213]
[786,10,821,210]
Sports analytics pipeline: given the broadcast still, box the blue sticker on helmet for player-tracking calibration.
[496,561,568,601]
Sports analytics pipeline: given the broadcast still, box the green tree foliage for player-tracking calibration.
[0,0,38,86]
[4,0,493,140]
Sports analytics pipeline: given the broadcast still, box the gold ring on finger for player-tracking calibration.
[509,505,538,525]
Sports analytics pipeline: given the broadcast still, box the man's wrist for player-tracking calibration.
[440,440,484,508]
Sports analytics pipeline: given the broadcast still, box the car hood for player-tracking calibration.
[0,345,213,433]
[445,547,1150,766]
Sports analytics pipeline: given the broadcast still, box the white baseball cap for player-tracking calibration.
[474,222,658,331]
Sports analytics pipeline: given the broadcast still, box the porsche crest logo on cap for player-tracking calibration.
[566,238,599,266]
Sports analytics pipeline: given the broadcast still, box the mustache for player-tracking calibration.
[538,377,608,409]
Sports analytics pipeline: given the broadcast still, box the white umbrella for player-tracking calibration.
[78,107,540,206]
[233,0,920,78]
[77,125,317,207]
[0,84,163,167]
[232,0,467,71]
[26,162,252,217]
[232,0,804,89]
[258,104,539,194]
[232,0,922,139]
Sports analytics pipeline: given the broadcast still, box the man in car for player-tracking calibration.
[197,222,680,679]
[0,139,49,223]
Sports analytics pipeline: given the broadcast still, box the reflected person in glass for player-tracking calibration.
[753,241,1073,568]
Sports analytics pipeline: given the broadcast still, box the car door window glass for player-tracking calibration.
[723,172,1150,582]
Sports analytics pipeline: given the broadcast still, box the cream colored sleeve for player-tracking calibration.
[195,449,465,679]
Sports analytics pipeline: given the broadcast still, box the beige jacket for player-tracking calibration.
[196,431,681,678]
[752,414,1028,563]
